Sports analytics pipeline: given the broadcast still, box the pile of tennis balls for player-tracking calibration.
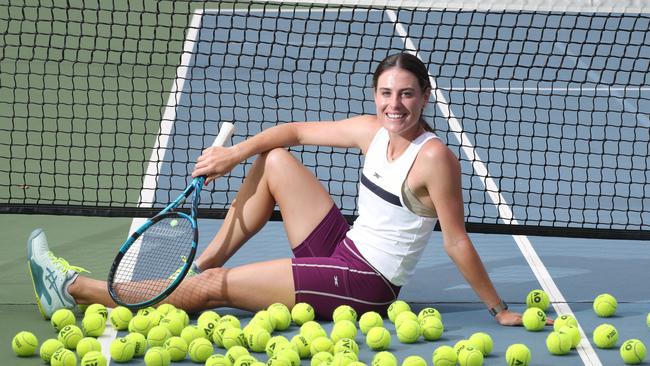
[11,296,650,366]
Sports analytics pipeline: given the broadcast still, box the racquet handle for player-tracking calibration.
[212,122,235,147]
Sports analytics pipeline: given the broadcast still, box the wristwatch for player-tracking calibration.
[488,300,508,317]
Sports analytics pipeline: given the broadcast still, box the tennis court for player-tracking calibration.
[1,0,649,365]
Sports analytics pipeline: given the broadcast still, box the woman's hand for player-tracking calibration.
[192,145,239,184]
[495,310,523,326]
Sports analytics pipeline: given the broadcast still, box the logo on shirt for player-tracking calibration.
[334,275,339,287]
[373,172,381,179]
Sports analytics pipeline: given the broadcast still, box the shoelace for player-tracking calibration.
[47,252,89,274]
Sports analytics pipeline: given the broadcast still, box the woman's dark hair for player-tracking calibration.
[373,53,434,132]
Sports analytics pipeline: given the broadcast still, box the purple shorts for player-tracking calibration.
[291,205,400,320]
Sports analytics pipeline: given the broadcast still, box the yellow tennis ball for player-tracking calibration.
[432,345,457,366]
[40,338,65,362]
[309,336,334,356]
[198,310,221,326]
[129,314,155,336]
[222,327,246,349]
[58,324,84,349]
[334,337,359,355]
[553,314,578,331]
[172,308,190,327]
[139,307,163,326]
[331,349,358,366]
[144,346,171,366]
[558,325,581,348]
[421,315,444,341]
[526,289,550,311]
[394,311,418,327]
[453,339,473,355]
[76,336,101,358]
[85,303,108,321]
[593,293,618,317]
[387,300,411,323]
[188,337,214,363]
[81,350,107,366]
[396,319,421,344]
[505,344,531,366]
[51,348,77,366]
[110,337,135,362]
[225,345,250,365]
[289,334,310,358]
[522,308,546,331]
[402,355,426,366]
[198,312,221,338]
[546,331,572,355]
[51,309,77,332]
[647,312,650,328]
[109,306,133,330]
[160,314,185,336]
[163,336,188,361]
[206,353,230,366]
[291,302,315,326]
[235,354,259,366]
[468,332,493,356]
[372,351,397,366]
[330,319,357,343]
[265,335,290,357]
[148,325,173,348]
[12,331,38,356]
[268,354,292,366]
[276,347,301,366]
[244,325,271,352]
[268,303,292,331]
[156,303,177,316]
[311,351,334,366]
[417,307,442,322]
[333,305,358,323]
[125,331,147,357]
[366,327,391,351]
[593,323,618,348]
[218,314,242,329]
[82,312,106,337]
[180,325,204,345]
[301,321,327,341]
[620,339,647,365]
[250,310,275,333]
[359,311,384,334]
[457,345,483,366]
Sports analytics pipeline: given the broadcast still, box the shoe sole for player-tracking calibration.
[27,260,49,319]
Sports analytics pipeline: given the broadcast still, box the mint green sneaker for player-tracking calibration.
[168,256,201,280]
[27,229,88,319]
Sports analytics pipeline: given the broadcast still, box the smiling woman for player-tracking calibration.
[27,52,522,326]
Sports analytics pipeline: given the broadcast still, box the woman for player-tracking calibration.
[28,53,521,325]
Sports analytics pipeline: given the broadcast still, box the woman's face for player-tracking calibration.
[374,67,430,135]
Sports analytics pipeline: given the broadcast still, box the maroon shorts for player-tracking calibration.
[291,205,400,320]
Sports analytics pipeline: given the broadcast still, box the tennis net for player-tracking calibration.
[1,0,648,239]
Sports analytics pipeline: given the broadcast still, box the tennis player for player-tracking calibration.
[28,53,521,325]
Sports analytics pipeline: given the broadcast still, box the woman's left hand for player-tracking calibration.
[495,310,523,326]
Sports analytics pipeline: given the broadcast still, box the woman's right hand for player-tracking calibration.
[192,145,239,184]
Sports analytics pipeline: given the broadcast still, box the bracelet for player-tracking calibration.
[488,300,508,317]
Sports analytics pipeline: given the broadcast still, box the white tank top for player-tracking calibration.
[346,128,439,286]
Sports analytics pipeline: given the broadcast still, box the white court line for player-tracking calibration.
[387,9,603,366]
[101,9,205,364]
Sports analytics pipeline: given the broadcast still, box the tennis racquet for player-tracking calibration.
[107,122,235,309]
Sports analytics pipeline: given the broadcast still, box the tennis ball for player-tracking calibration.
[82,312,106,337]
[647,312,650,328]
[139,307,163,326]
[181,325,205,345]
[333,305,358,323]
[276,348,301,366]
[12,330,38,356]
[453,339,473,355]
[51,309,77,332]
[311,351,334,366]
[330,319,357,343]
[58,324,84,349]
[268,303,292,331]
[359,311,384,334]
[170,219,179,227]
[156,303,177,316]
[290,334,311,359]
[222,326,246,349]
[593,323,618,348]
[620,339,647,365]
[250,310,275,333]
[109,306,133,330]
[553,314,578,331]
[76,336,101,358]
[417,307,442,322]
[387,300,411,323]
[366,327,391,351]
[198,311,221,336]
[331,349,358,366]
[189,337,214,363]
[266,335,291,357]
[125,331,147,357]
[309,336,334,356]
[291,302,315,325]
[457,345,483,366]
[468,332,493,356]
[372,351,397,366]
[522,307,546,331]
[81,350,107,366]
[206,353,230,366]
[172,308,190,327]
[421,316,444,341]
[334,337,359,355]
[110,337,135,362]
[163,336,188,361]
[85,303,108,321]
[148,325,173,348]
[526,289,550,311]
[593,293,618,317]
[432,345,457,366]
[40,338,65,362]
[144,346,171,366]
[235,354,259,366]
[347,362,366,366]
[160,314,185,336]
[402,355,426,366]
[301,321,327,341]
[505,344,531,366]
[546,331,572,355]
[244,325,271,352]
[51,348,77,366]
[396,319,421,343]
[268,355,292,366]
[225,345,250,365]
[129,314,155,336]
[558,325,581,348]
[394,311,418,327]
[218,314,242,329]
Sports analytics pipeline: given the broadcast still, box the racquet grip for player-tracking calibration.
[212,122,235,147]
